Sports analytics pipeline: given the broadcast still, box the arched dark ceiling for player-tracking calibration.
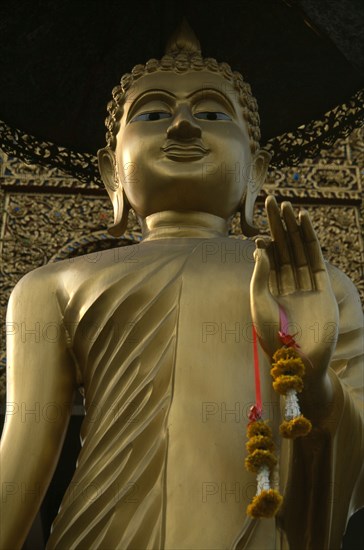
[0,0,363,155]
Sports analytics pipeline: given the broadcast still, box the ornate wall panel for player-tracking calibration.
[1,128,363,403]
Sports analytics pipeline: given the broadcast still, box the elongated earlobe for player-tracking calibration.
[239,193,260,236]
[97,147,130,237]
[108,187,130,237]
[239,149,271,236]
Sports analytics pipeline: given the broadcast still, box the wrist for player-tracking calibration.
[299,370,334,423]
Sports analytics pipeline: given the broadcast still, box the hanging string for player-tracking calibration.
[279,305,289,335]
[252,323,262,417]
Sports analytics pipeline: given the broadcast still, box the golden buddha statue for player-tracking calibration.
[0,21,363,550]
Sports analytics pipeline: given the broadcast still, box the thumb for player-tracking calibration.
[250,241,279,355]
[251,240,271,297]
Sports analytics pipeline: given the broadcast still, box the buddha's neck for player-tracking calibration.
[141,211,229,241]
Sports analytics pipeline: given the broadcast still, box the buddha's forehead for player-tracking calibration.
[124,70,239,108]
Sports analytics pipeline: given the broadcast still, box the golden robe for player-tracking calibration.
[46,221,364,549]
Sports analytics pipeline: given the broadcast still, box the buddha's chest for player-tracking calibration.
[72,239,270,404]
[64,239,277,549]
[169,238,257,409]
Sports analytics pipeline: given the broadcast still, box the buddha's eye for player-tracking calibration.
[131,112,172,122]
[194,112,231,121]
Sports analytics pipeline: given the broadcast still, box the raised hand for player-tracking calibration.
[250,195,339,382]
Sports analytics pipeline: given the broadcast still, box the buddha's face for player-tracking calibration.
[114,70,255,219]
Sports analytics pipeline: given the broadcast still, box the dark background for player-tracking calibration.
[0,0,363,154]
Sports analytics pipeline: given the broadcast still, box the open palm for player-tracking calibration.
[250,196,339,377]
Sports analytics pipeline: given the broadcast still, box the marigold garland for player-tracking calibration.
[273,374,304,394]
[245,311,313,520]
[247,488,283,519]
[280,415,312,438]
[247,419,272,438]
[271,345,312,439]
[245,418,283,518]
[246,434,274,454]
[245,448,277,472]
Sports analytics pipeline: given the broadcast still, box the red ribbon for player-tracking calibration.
[250,323,262,422]
[249,306,312,425]
[279,305,314,369]
[278,305,300,348]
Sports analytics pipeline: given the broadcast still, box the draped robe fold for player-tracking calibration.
[46,237,364,550]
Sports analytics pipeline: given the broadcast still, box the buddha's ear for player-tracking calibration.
[239,148,271,236]
[97,147,130,237]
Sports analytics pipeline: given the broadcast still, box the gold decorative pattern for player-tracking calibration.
[265,89,364,169]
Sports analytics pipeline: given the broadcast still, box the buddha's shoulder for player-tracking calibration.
[9,245,140,298]
[10,237,256,300]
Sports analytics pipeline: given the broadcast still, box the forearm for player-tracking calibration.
[1,363,75,549]
[279,369,363,549]
[0,403,73,549]
[0,268,78,548]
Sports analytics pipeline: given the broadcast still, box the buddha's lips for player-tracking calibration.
[161,142,210,160]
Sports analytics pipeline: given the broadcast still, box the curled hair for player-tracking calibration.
[105,22,261,154]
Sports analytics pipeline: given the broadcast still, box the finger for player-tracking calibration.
[266,196,290,265]
[266,196,296,294]
[300,210,329,290]
[256,237,278,296]
[282,202,313,290]
[251,243,279,352]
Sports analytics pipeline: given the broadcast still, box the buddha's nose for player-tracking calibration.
[167,105,201,140]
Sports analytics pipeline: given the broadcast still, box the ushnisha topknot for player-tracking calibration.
[105,19,261,154]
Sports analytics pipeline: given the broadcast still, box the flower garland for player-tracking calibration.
[245,307,312,518]
[245,326,283,518]
[271,347,312,438]
[274,307,312,439]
